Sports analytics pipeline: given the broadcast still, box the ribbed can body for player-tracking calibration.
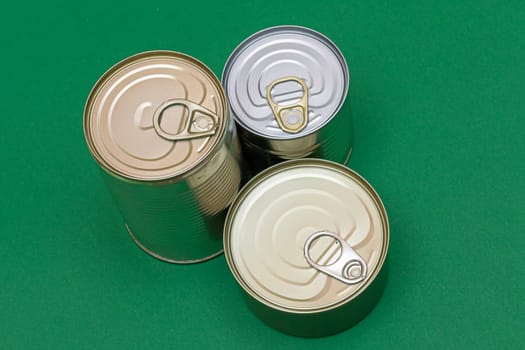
[84,51,242,263]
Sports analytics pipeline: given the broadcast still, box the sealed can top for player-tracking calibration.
[222,26,349,139]
[84,51,227,181]
[224,159,388,311]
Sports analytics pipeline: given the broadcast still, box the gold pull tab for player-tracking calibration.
[153,99,219,141]
[304,230,367,285]
[266,77,309,134]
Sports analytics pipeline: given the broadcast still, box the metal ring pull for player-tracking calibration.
[304,230,367,285]
[266,76,309,134]
[153,99,219,141]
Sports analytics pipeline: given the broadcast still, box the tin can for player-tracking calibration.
[224,159,388,336]
[222,26,352,174]
[84,51,242,263]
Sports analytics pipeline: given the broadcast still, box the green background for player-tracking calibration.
[1,0,523,348]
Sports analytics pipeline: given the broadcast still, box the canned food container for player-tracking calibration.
[84,51,242,263]
[222,26,352,174]
[224,159,388,337]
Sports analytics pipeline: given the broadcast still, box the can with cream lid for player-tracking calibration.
[224,159,388,336]
[84,51,242,263]
[222,26,352,174]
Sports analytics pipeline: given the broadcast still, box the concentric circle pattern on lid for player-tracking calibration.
[84,51,226,181]
[227,161,387,311]
[223,26,349,139]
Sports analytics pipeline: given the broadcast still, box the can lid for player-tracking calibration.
[224,159,388,312]
[84,51,226,181]
[222,26,349,140]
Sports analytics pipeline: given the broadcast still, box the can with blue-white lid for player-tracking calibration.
[222,26,353,174]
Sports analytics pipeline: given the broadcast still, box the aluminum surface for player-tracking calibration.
[85,51,226,181]
[84,51,241,263]
[225,159,388,311]
[304,230,367,285]
[222,26,349,139]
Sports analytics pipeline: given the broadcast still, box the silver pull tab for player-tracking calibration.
[304,230,367,285]
[153,99,219,141]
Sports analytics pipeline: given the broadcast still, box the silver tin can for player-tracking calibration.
[222,26,352,174]
[84,51,242,263]
[224,159,388,336]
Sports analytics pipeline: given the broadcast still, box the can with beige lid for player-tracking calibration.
[224,159,388,336]
[84,51,242,263]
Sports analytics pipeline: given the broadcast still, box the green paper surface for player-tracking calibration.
[1,1,523,348]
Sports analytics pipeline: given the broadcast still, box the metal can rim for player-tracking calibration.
[221,25,350,140]
[83,50,228,184]
[223,158,389,314]
[126,224,224,264]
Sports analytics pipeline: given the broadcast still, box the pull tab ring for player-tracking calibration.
[304,230,367,285]
[266,76,309,134]
[153,99,219,141]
